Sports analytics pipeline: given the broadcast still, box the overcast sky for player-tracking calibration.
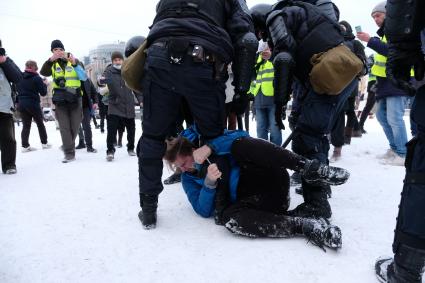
[0,0,381,71]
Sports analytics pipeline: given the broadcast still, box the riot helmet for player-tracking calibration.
[124,36,146,58]
[250,4,272,41]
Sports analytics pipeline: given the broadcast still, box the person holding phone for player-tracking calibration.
[40,39,87,163]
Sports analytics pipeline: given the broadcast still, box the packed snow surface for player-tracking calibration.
[1,117,420,283]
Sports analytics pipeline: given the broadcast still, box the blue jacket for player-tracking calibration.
[180,126,249,218]
[16,71,47,110]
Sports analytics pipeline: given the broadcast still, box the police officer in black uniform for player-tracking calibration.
[250,1,359,220]
[137,0,258,229]
[375,0,425,282]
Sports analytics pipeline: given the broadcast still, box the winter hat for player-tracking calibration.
[371,1,386,16]
[111,51,124,61]
[51,39,65,51]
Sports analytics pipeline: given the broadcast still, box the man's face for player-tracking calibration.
[261,47,271,60]
[112,58,123,66]
[372,12,385,28]
[52,48,65,58]
[174,154,195,173]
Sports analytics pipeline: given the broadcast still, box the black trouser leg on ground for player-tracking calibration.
[123,118,135,151]
[20,108,33,148]
[231,137,301,171]
[359,83,376,127]
[106,114,121,152]
[81,107,93,147]
[330,112,345,148]
[0,113,16,173]
[346,95,359,130]
[222,168,293,237]
[20,106,48,147]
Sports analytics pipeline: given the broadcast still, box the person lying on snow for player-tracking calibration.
[164,126,350,251]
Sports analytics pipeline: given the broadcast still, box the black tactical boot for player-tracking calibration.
[375,245,425,283]
[163,172,182,185]
[138,194,158,229]
[76,142,86,149]
[299,217,342,251]
[301,159,350,187]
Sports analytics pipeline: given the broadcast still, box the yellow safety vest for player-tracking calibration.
[371,36,414,78]
[51,61,82,94]
[369,74,376,82]
[249,56,274,97]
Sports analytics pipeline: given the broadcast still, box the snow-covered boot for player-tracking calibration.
[300,217,342,251]
[301,159,350,186]
[375,245,425,283]
[138,194,158,230]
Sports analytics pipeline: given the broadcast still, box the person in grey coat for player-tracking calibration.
[100,51,142,161]
[0,39,22,174]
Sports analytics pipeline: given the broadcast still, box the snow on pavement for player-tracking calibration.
[0,117,418,283]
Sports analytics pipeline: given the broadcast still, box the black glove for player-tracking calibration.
[274,102,285,130]
[386,41,425,96]
[231,92,249,115]
[288,111,299,132]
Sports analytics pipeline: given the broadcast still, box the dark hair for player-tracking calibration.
[164,136,194,171]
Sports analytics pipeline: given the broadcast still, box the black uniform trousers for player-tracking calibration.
[291,79,358,217]
[359,80,377,127]
[393,85,425,253]
[137,43,226,203]
[0,112,16,173]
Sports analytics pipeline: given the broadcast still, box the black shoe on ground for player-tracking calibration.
[139,194,158,229]
[106,151,114,161]
[302,159,350,187]
[163,172,182,185]
[76,143,86,149]
[117,141,123,148]
[101,129,105,133]
[87,146,97,153]
[128,150,136,156]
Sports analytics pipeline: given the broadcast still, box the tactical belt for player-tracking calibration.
[152,41,217,63]
[404,172,425,185]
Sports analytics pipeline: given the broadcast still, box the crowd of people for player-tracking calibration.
[1,0,425,282]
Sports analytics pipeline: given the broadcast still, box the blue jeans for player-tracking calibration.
[255,105,282,146]
[376,96,408,157]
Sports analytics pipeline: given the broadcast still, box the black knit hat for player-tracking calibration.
[51,39,65,52]
[111,51,124,61]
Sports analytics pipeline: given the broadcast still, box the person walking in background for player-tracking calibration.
[0,39,22,174]
[100,51,141,161]
[16,60,51,152]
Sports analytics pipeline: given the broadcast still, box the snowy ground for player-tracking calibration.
[0,115,419,283]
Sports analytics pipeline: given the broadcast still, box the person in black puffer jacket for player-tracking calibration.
[16,60,50,152]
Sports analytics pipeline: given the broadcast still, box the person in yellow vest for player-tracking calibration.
[357,1,409,166]
[40,40,87,163]
[250,42,282,146]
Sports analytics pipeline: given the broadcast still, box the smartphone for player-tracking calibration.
[66,52,71,58]
[355,26,362,33]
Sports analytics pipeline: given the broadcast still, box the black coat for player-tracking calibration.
[81,79,99,109]
[16,71,47,110]
[101,65,142,119]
